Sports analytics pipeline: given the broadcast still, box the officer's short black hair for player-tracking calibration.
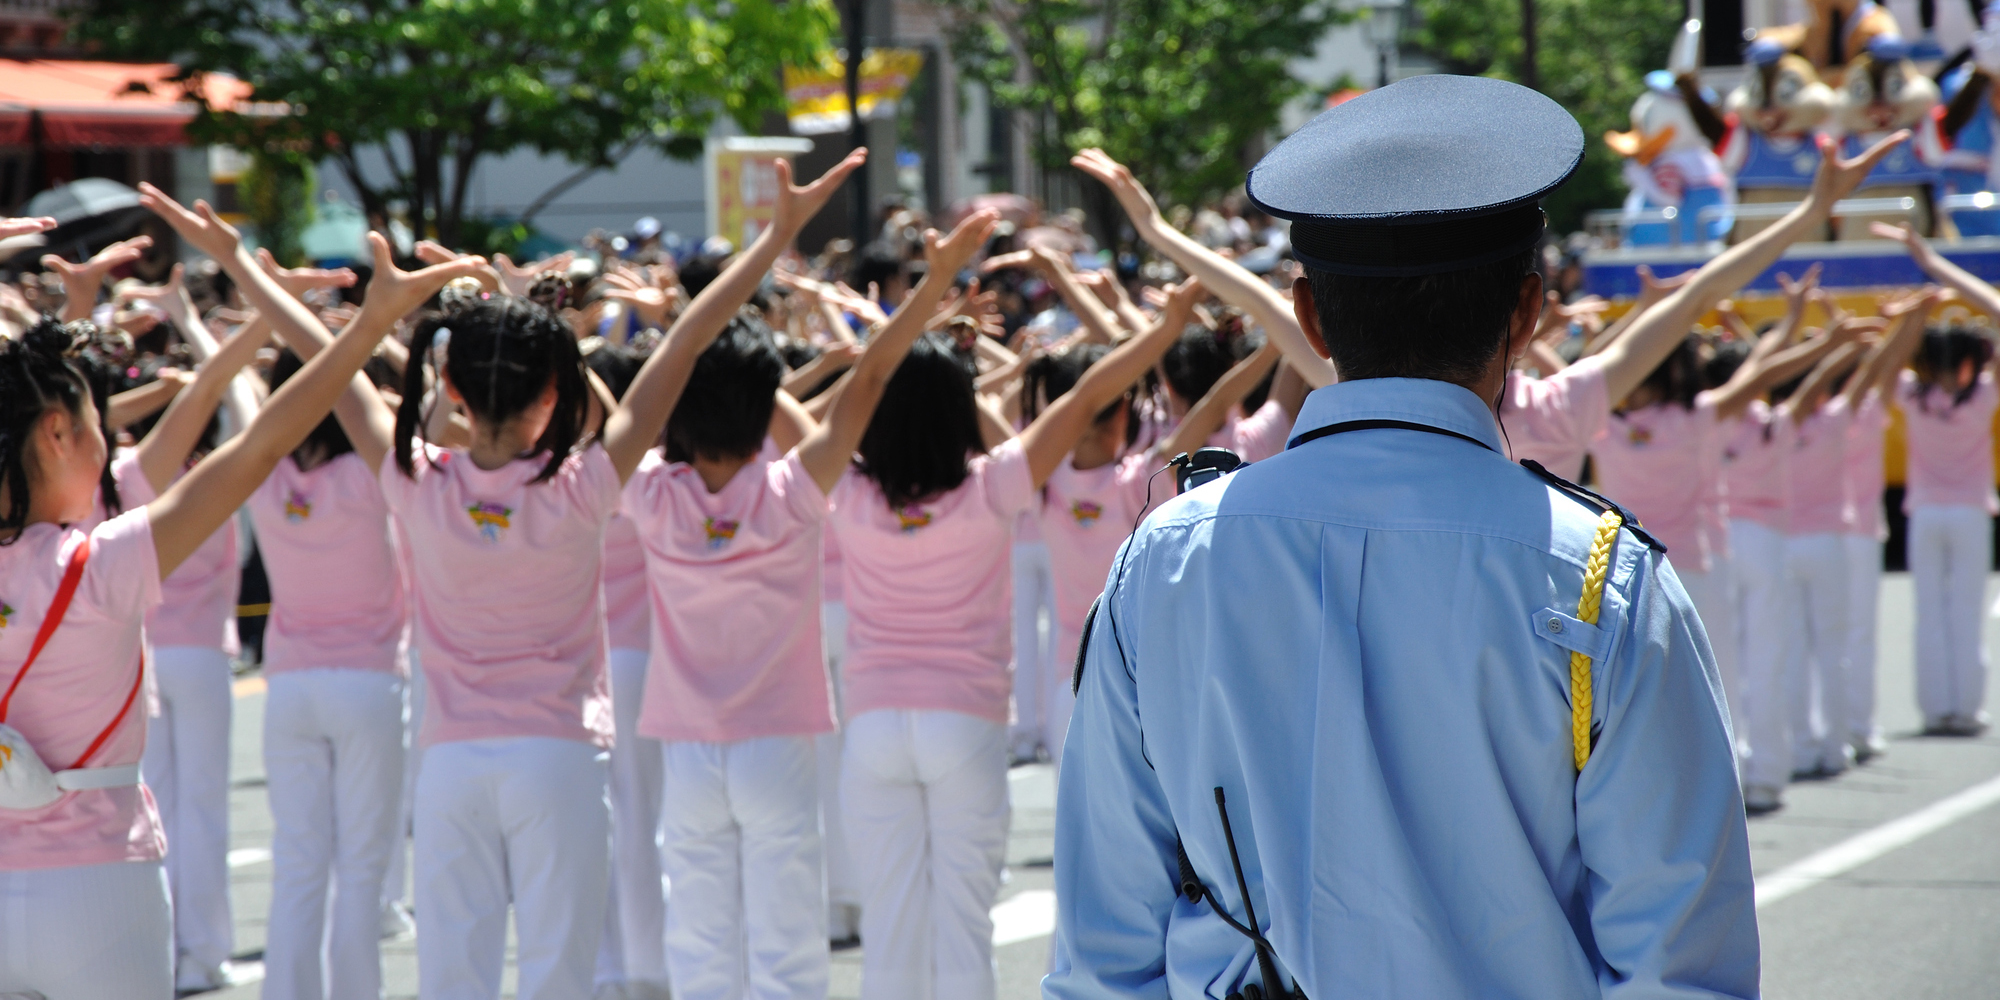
[1304,247,1536,386]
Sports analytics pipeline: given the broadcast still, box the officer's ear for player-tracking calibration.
[1506,271,1545,362]
[1291,275,1332,359]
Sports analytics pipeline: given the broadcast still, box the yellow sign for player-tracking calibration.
[784,48,925,136]
[706,137,815,251]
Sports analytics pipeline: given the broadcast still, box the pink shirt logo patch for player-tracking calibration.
[895,505,932,533]
[0,601,12,629]
[1070,499,1104,526]
[703,516,740,549]
[467,501,514,543]
[284,490,313,523]
[1626,425,1653,446]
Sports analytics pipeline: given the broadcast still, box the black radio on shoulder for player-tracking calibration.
[1173,447,1243,494]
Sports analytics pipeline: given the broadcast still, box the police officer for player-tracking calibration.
[1044,75,1895,1000]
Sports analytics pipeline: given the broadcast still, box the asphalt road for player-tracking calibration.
[202,572,2000,999]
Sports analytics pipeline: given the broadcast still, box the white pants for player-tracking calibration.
[1731,520,1793,788]
[414,737,610,1000]
[1677,557,1741,755]
[842,709,1007,1000]
[1784,533,1852,772]
[141,644,234,976]
[384,648,424,913]
[262,669,406,1000]
[817,602,860,917]
[0,860,172,1000]
[1909,504,1991,723]
[603,648,668,988]
[660,735,827,1000]
[1008,542,1056,753]
[1844,534,1884,745]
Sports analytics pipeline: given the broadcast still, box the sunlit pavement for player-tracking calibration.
[202,573,1999,998]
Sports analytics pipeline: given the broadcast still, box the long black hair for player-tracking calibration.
[1,318,104,542]
[1021,342,1140,447]
[666,313,785,463]
[1162,320,1243,405]
[1630,333,1708,411]
[1913,325,1994,410]
[269,348,355,466]
[395,296,591,483]
[855,332,985,508]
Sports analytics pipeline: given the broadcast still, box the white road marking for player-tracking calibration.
[992,888,1057,946]
[1755,771,2000,909]
[227,846,272,868]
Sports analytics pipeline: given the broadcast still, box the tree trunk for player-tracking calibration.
[1520,0,1538,92]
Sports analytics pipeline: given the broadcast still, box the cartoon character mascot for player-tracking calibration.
[1831,34,1943,237]
[1610,70,1736,246]
[1935,3,2000,235]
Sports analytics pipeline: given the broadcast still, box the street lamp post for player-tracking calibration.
[1365,0,1402,89]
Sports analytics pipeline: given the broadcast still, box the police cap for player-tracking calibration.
[1247,75,1584,277]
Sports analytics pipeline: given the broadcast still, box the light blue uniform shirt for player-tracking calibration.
[1046,378,1756,1000]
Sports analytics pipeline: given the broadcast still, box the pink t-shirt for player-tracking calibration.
[1040,451,1158,669]
[1786,396,1854,536]
[1590,395,1721,573]
[1897,370,2000,514]
[821,527,845,605]
[378,444,620,749]
[1232,400,1293,464]
[602,513,651,653]
[0,511,166,871]
[247,453,407,675]
[1845,393,1890,539]
[1501,356,1610,481]
[138,466,240,653]
[623,450,833,743]
[1721,400,1791,531]
[80,449,148,534]
[830,439,1037,724]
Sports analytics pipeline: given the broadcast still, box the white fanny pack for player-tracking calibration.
[0,538,146,813]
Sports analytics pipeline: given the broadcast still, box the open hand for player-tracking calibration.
[923,209,1002,280]
[1071,149,1165,232]
[600,268,683,328]
[44,234,155,309]
[0,216,54,241]
[357,232,492,322]
[140,180,245,261]
[1809,130,1912,210]
[773,148,869,237]
[255,247,357,300]
[492,251,576,298]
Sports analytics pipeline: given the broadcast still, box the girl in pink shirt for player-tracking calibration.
[831,245,1205,1000]
[0,197,484,1000]
[243,343,410,1000]
[1898,327,1999,735]
[1021,333,1294,770]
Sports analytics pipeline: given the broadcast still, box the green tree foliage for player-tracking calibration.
[941,0,1343,212]
[1406,0,1683,231]
[77,0,838,245]
[238,151,315,267]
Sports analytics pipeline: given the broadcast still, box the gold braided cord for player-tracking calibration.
[1572,510,1622,772]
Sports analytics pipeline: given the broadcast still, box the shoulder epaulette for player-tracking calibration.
[1519,459,1667,554]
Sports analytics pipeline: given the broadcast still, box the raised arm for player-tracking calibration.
[1073,148,1339,387]
[123,265,263,438]
[107,370,187,429]
[133,316,270,493]
[1849,287,1941,407]
[796,209,1001,493]
[43,235,151,323]
[1871,222,2000,319]
[1785,340,1866,422]
[1708,322,1861,421]
[982,247,1124,346]
[1591,133,1909,404]
[147,234,489,576]
[601,148,866,483]
[1017,279,1205,488]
